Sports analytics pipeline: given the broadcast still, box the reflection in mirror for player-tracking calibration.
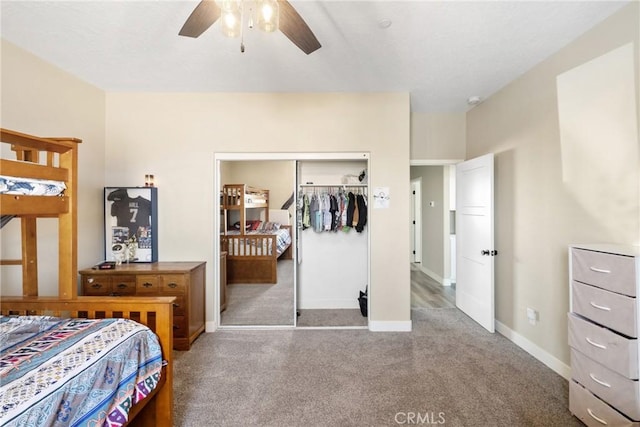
[218,160,296,326]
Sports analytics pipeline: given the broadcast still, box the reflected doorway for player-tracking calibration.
[218,159,296,327]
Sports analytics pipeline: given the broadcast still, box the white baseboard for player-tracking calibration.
[418,265,454,287]
[369,320,412,332]
[495,320,571,380]
[419,266,443,284]
[206,321,217,333]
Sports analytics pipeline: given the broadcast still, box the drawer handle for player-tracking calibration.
[587,408,608,425]
[117,283,127,289]
[173,303,180,308]
[143,282,153,288]
[91,283,102,289]
[586,337,607,350]
[589,373,611,388]
[589,266,611,274]
[589,301,611,311]
[168,282,178,288]
[173,325,180,330]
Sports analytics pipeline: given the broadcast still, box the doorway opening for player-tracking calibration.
[410,162,457,310]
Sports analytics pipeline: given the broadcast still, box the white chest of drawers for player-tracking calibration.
[569,244,640,426]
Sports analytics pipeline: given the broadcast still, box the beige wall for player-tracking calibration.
[411,112,466,160]
[466,2,640,367]
[223,160,296,218]
[104,92,411,326]
[0,39,106,296]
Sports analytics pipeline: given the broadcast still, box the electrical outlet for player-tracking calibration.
[526,307,539,325]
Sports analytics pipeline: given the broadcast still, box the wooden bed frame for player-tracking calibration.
[220,184,292,284]
[0,296,174,426]
[0,128,174,426]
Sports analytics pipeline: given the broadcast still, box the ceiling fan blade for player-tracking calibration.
[278,1,321,55]
[179,0,221,38]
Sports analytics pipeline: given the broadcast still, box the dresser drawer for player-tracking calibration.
[162,274,186,294]
[82,276,111,295]
[110,275,136,295]
[136,275,161,293]
[573,248,637,296]
[568,314,638,379]
[173,315,187,338]
[572,349,640,420]
[570,380,638,427]
[171,295,186,316]
[572,280,637,338]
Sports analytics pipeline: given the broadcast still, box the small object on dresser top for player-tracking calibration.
[93,261,116,270]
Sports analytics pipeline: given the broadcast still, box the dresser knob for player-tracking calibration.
[168,282,178,288]
[117,283,127,289]
[143,282,153,288]
[91,283,102,289]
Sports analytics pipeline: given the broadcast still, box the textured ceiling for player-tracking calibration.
[0,1,631,112]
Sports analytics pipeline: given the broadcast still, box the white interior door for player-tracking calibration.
[455,153,495,332]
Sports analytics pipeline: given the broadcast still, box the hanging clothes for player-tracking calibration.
[309,193,323,233]
[345,192,356,231]
[302,193,310,230]
[322,193,332,231]
[330,193,339,231]
[355,193,368,232]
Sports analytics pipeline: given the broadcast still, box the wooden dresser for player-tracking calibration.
[79,261,206,351]
[568,244,640,426]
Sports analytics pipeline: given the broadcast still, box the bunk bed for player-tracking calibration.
[220,184,292,284]
[0,128,173,426]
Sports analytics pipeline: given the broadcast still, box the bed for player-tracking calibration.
[0,128,173,426]
[220,184,292,284]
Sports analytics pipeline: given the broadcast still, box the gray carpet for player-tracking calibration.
[174,308,579,426]
[221,260,295,326]
[297,309,367,327]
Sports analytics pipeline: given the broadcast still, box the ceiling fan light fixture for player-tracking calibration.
[257,0,279,33]
[221,8,242,38]
[216,0,241,12]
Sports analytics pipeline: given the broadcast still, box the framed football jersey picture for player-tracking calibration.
[104,187,158,263]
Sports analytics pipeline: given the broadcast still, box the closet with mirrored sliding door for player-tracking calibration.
[295,158,369,328]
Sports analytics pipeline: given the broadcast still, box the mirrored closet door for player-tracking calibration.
[218,160,296,327]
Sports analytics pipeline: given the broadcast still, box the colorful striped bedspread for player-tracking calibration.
[0,316,163,427]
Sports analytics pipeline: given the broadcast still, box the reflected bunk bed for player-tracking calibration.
[220,184,292,284]
[0,128,174,426]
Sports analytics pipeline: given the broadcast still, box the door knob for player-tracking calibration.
[481,250,490,256]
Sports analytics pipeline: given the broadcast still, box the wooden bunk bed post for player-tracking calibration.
[20,217,38,295]
[52,137,79,299]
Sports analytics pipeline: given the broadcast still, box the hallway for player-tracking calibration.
[411,263,455,309]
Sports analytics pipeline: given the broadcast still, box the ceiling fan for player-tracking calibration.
[179,0,321,55]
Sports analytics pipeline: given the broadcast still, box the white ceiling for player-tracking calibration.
[0,1,631,112]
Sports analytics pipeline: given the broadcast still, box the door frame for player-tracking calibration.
[410,159,462,288]
[410,178,422,263]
